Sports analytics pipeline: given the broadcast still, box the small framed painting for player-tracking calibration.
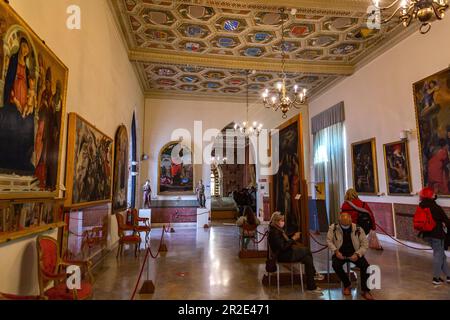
[383,141,413,195]
[351,138,379,195]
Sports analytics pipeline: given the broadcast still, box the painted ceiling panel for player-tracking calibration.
[111,0,415,99]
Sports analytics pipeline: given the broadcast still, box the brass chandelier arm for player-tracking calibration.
[376,0,402,10]
[432,1,449,19]
[380,5,407,23]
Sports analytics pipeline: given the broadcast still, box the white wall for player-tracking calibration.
[309,17,450,208]
[0,0,144,295]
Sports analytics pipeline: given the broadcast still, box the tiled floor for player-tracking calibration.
[92,223,450,300]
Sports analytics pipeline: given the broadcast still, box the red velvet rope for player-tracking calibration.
[248,231,269,244]
[375,223,432,251]
[311,246,329,254]
[130,226,167,300]
[309,233,328,248]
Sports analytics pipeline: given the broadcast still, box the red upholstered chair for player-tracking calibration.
[36,236,93,300]
[130,208,151,242]
[116,213,141,258]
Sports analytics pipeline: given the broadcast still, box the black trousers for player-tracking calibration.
[279,246,317,290]
[332,255,370,292]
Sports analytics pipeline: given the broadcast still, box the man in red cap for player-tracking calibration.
[418,187,450,285]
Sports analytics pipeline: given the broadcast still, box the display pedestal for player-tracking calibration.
[196,208,209,228]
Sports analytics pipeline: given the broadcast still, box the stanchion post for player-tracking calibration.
[159,226,168,252]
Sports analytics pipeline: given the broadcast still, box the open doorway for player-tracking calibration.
[210,122,256,221]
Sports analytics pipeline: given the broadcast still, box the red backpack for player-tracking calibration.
[413,207,436,232]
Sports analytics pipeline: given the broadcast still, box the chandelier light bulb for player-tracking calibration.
[276,82,283,91]
[294,84,298,93]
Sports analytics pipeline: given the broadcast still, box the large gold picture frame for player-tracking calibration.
[269,114,309,247]
[112,125,129,212]
[0,1,68,199]
[351,138,379,196]
[413,67,450,197]
[157,140,195,195]
[65,113,114,209]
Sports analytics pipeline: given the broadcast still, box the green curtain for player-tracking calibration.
[313,122,346,225]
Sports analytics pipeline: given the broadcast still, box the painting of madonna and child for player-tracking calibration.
[413,67,450,197]
[0,2,67,198]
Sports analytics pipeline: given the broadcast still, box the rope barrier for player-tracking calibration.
[130,226,168,300]
[311,246,329,254]
[245,231,269,244]
[375,223,432,251]
[309,233,328,248]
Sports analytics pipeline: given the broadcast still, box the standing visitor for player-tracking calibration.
[417,187,450,285]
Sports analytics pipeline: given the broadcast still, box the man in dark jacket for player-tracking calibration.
[268,212,322,293]
[418,187,450,285]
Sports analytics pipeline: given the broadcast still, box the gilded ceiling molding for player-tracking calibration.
[129,50,355,75]
[172,0,372,12]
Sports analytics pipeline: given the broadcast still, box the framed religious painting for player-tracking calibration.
[158,141,195,195]
[383,141,412,196]
[351,138,379,195]
[269,114,309,247]
[112,125,129,213]
[65,113,114,208]
[413,67,450,196]
[0,1,68,199]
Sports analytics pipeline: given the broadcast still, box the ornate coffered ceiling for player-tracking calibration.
[110,0,417,100]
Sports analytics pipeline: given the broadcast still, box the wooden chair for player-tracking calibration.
[115,213,141,258]
[130,208,151,243]
[36,236,93,300]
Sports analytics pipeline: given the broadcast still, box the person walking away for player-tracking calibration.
[416,187,450,285]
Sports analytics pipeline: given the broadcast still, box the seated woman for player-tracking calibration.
[236,206,261,249]
[268,212,323,293]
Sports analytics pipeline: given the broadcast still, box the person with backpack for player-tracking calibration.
[341,188,377,236]
[327,212,374,300]
[415,187,450,285]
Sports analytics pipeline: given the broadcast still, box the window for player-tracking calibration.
[314,144,328,164]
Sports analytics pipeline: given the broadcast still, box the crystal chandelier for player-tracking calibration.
[372,0,448,34]
[234,70,263,136]
[262,8,307,119]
